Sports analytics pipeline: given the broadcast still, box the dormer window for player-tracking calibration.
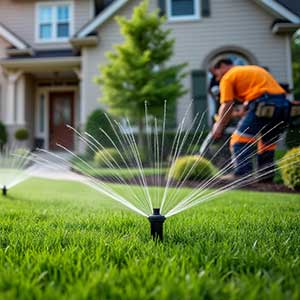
[36,2,73,42]
[167,0,200,21]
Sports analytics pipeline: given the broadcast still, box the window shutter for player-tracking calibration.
[158,0,166,16]
[201,0,210,17]
[191,70,207,123]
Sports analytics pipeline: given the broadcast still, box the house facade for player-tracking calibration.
[0,0,299,151]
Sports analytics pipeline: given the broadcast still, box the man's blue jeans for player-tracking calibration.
[230,94,290,177]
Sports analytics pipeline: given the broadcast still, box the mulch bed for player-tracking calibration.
[93,175,300,194]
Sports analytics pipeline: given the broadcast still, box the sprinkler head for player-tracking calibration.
[148,208,166,241]
[2,186,7,196]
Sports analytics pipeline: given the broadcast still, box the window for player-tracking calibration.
[36,2,72,42]
[39,93,45,133]
[167,0,200,21]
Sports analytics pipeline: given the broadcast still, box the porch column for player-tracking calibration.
[73,67,85,153]
[6,70,23,125]
[16,75,26,125]
[73,68,85,125]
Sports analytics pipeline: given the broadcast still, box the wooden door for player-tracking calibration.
[49,92,74,150]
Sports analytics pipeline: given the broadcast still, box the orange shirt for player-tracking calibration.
[219,65,286,104]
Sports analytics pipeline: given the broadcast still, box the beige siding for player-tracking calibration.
[0,0,93,49]
[81,0,291,123]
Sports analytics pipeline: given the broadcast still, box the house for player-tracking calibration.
[0,0,299,152]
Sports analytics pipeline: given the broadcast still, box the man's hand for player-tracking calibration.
[212,101,234,140]
[212,122,224,140]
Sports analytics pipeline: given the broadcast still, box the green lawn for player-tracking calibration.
[0,178,300,300]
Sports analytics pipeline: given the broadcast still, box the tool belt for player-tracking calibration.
[255,102,276,118]
[251,93,285,118]
[254,99,300,125]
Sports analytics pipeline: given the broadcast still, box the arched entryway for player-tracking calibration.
[207,50,256,125]
[191,46,257,127]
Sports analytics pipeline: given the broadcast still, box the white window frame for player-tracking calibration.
[167,0,200,22]
[35,1,74,43]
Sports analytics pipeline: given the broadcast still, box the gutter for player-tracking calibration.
[0,56,81,71]
[6,48,35,57]
[70,36,99,48]
[272,22,300,34]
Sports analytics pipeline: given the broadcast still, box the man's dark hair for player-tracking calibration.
[214,58,233,69]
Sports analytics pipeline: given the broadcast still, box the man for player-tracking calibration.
[211,58,290,179]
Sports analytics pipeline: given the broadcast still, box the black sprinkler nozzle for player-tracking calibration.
[148,208,166,241]
[2,186,7,196]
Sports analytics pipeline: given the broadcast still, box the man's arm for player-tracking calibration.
[212,101,234,139]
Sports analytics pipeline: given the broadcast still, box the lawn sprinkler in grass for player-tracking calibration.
[35,101,300,240]
[148,208,166,241]
[0,147,36,197]
[2,185,7,196]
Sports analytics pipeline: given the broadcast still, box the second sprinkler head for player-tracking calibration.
[2,186,7,196]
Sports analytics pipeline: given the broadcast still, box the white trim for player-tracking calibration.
[0,25,27,50]
[285,35,294,100]
[254,0,300,24]
[35,1,74,44]
[77,0,128,38]
[167,0,200,22]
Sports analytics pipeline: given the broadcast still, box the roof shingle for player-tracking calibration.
[275,0,300,17]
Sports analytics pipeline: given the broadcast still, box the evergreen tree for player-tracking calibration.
[95,0,186,146]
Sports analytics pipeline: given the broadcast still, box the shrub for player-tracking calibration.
[278,147,300,190]
[0,121,7,148]
[15,128,29,141]
[13,148,30,156]
[286,127,300,149]
[128,130,209,163]
[94,148,123,167]
[86,109,120,149]
[169,155,217,181]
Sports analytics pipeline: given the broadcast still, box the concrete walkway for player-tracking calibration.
[30,151,86,182]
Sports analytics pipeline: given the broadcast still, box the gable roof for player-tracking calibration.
[75,0,128,38]
[254,0,300,23]
[275,0,300,17]
[75,0,300,38]
[0,23,29,50]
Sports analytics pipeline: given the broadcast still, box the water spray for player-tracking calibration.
[2,185,7,196]
[148,208,166,241]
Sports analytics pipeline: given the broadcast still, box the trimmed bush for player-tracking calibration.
[0,121,7,148]
[94,148,123,167]
[170,155,217,181]
[15,128,29,141]
[279,147,300,190]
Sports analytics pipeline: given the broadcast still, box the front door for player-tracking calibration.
[49,92,74,150]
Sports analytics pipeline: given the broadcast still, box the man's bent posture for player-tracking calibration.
[211,58,290,179]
